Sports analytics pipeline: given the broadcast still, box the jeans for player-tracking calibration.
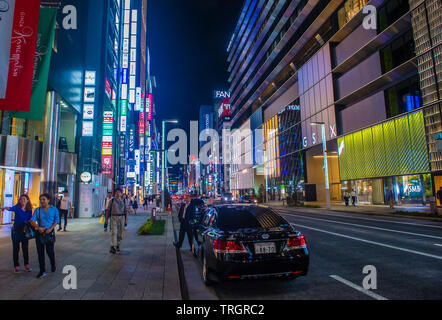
[12,240,29,267]
[35,235,55,273]
[59,209,68,230]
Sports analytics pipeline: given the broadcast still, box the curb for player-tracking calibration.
[172,216,189,300]
[276,205,442,223]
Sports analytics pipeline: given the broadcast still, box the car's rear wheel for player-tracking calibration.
[202,253,214,286]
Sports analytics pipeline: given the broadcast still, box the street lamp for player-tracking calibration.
[162,120,178,213]
[311,122,331,210]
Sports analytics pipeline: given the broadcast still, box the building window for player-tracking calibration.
[337,0,369,29]
[385,75,422,118]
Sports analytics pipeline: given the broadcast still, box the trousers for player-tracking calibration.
[35,236,55,272]
[12,240,29,267]
[111,215,124,247]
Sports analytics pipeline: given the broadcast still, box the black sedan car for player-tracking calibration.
[191,204,309,285]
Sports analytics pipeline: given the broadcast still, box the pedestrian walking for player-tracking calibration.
[388,190,395,209]
[102,192,113,231]
[143,196,148,210]
[174,195,194,250]
[3,194,33,273]
[132,196,138,215]
[57,190,72,232]
[105,189,128,254]
[30,193,60,279]
[351,190,357,206]
[344,191,350,206]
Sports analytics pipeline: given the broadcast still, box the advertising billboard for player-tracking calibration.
[0,0,41,111]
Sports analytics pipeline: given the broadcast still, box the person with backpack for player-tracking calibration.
[30,193,60,279]
[3,194,33,273]
[104,189,128,254]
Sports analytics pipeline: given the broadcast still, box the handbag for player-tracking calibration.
[23,221,35,240]
[37,208,56,245]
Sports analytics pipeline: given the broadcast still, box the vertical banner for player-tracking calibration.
[0,0,41,111]
[12,7,57,120]
[0,0,16,98]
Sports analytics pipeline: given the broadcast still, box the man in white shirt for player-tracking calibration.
[58,190,72,232]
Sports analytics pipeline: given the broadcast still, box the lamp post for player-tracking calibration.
[311,122,331,210]
[162,120,178,213]
[264,150,268,203]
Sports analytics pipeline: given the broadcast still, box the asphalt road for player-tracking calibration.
[179,207,442,300]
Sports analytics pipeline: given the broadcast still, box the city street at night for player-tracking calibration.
[0,0,441,309]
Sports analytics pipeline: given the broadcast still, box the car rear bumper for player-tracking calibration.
[214,253,309,280]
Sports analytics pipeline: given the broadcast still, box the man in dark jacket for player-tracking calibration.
[174,195,194,250]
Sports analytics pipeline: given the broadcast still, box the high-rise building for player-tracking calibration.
[227,0,441,205]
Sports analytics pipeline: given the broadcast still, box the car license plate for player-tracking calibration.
[254,242,276,254]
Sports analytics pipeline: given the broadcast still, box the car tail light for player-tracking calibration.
[213,239,247,254]
[285,235,307,250]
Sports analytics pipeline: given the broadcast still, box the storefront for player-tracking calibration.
[341,174,432,205]
[0,135,43,224]
[338,111,432,206]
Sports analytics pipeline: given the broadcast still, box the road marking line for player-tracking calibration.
[292,223,442,261]
[330,275,388,300]
[279,212,442,240]
[277,209,442,229]
[435,244,442,247]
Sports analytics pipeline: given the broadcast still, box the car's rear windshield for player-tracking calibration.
[217,207,289,230]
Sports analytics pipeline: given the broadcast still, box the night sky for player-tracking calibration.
[147,0,244,132]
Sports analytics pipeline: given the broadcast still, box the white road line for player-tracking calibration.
[292,223,442,261]
[277,209,442,229]
[330,275,388,300]
[279,212,442,240]
[435,244,442,247]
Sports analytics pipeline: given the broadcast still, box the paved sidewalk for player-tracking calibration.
[169,203,218,300]
[267,200,442,221]
[0,211,180,300]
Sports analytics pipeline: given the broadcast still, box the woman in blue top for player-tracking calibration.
[3,194,33,273]
[30,193,60,279]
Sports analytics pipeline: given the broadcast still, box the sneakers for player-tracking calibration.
[116,246,120,253]
[13,266,20,273]
[25,264,31,272]
[109,246,117,254]
[36,272,47,279]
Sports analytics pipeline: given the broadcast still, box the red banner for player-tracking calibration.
[0,0,41,111]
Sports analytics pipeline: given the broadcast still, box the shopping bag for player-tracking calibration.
[99,215,105,224]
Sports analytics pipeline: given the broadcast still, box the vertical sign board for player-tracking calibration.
[82,70,96,136]
[105,78,111,99]
[0,0,41,110]
[102,111,113,174]
[135,149,140,175]
[128,127,135,160]
[147,93,153,120]
[135,87,141,111]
